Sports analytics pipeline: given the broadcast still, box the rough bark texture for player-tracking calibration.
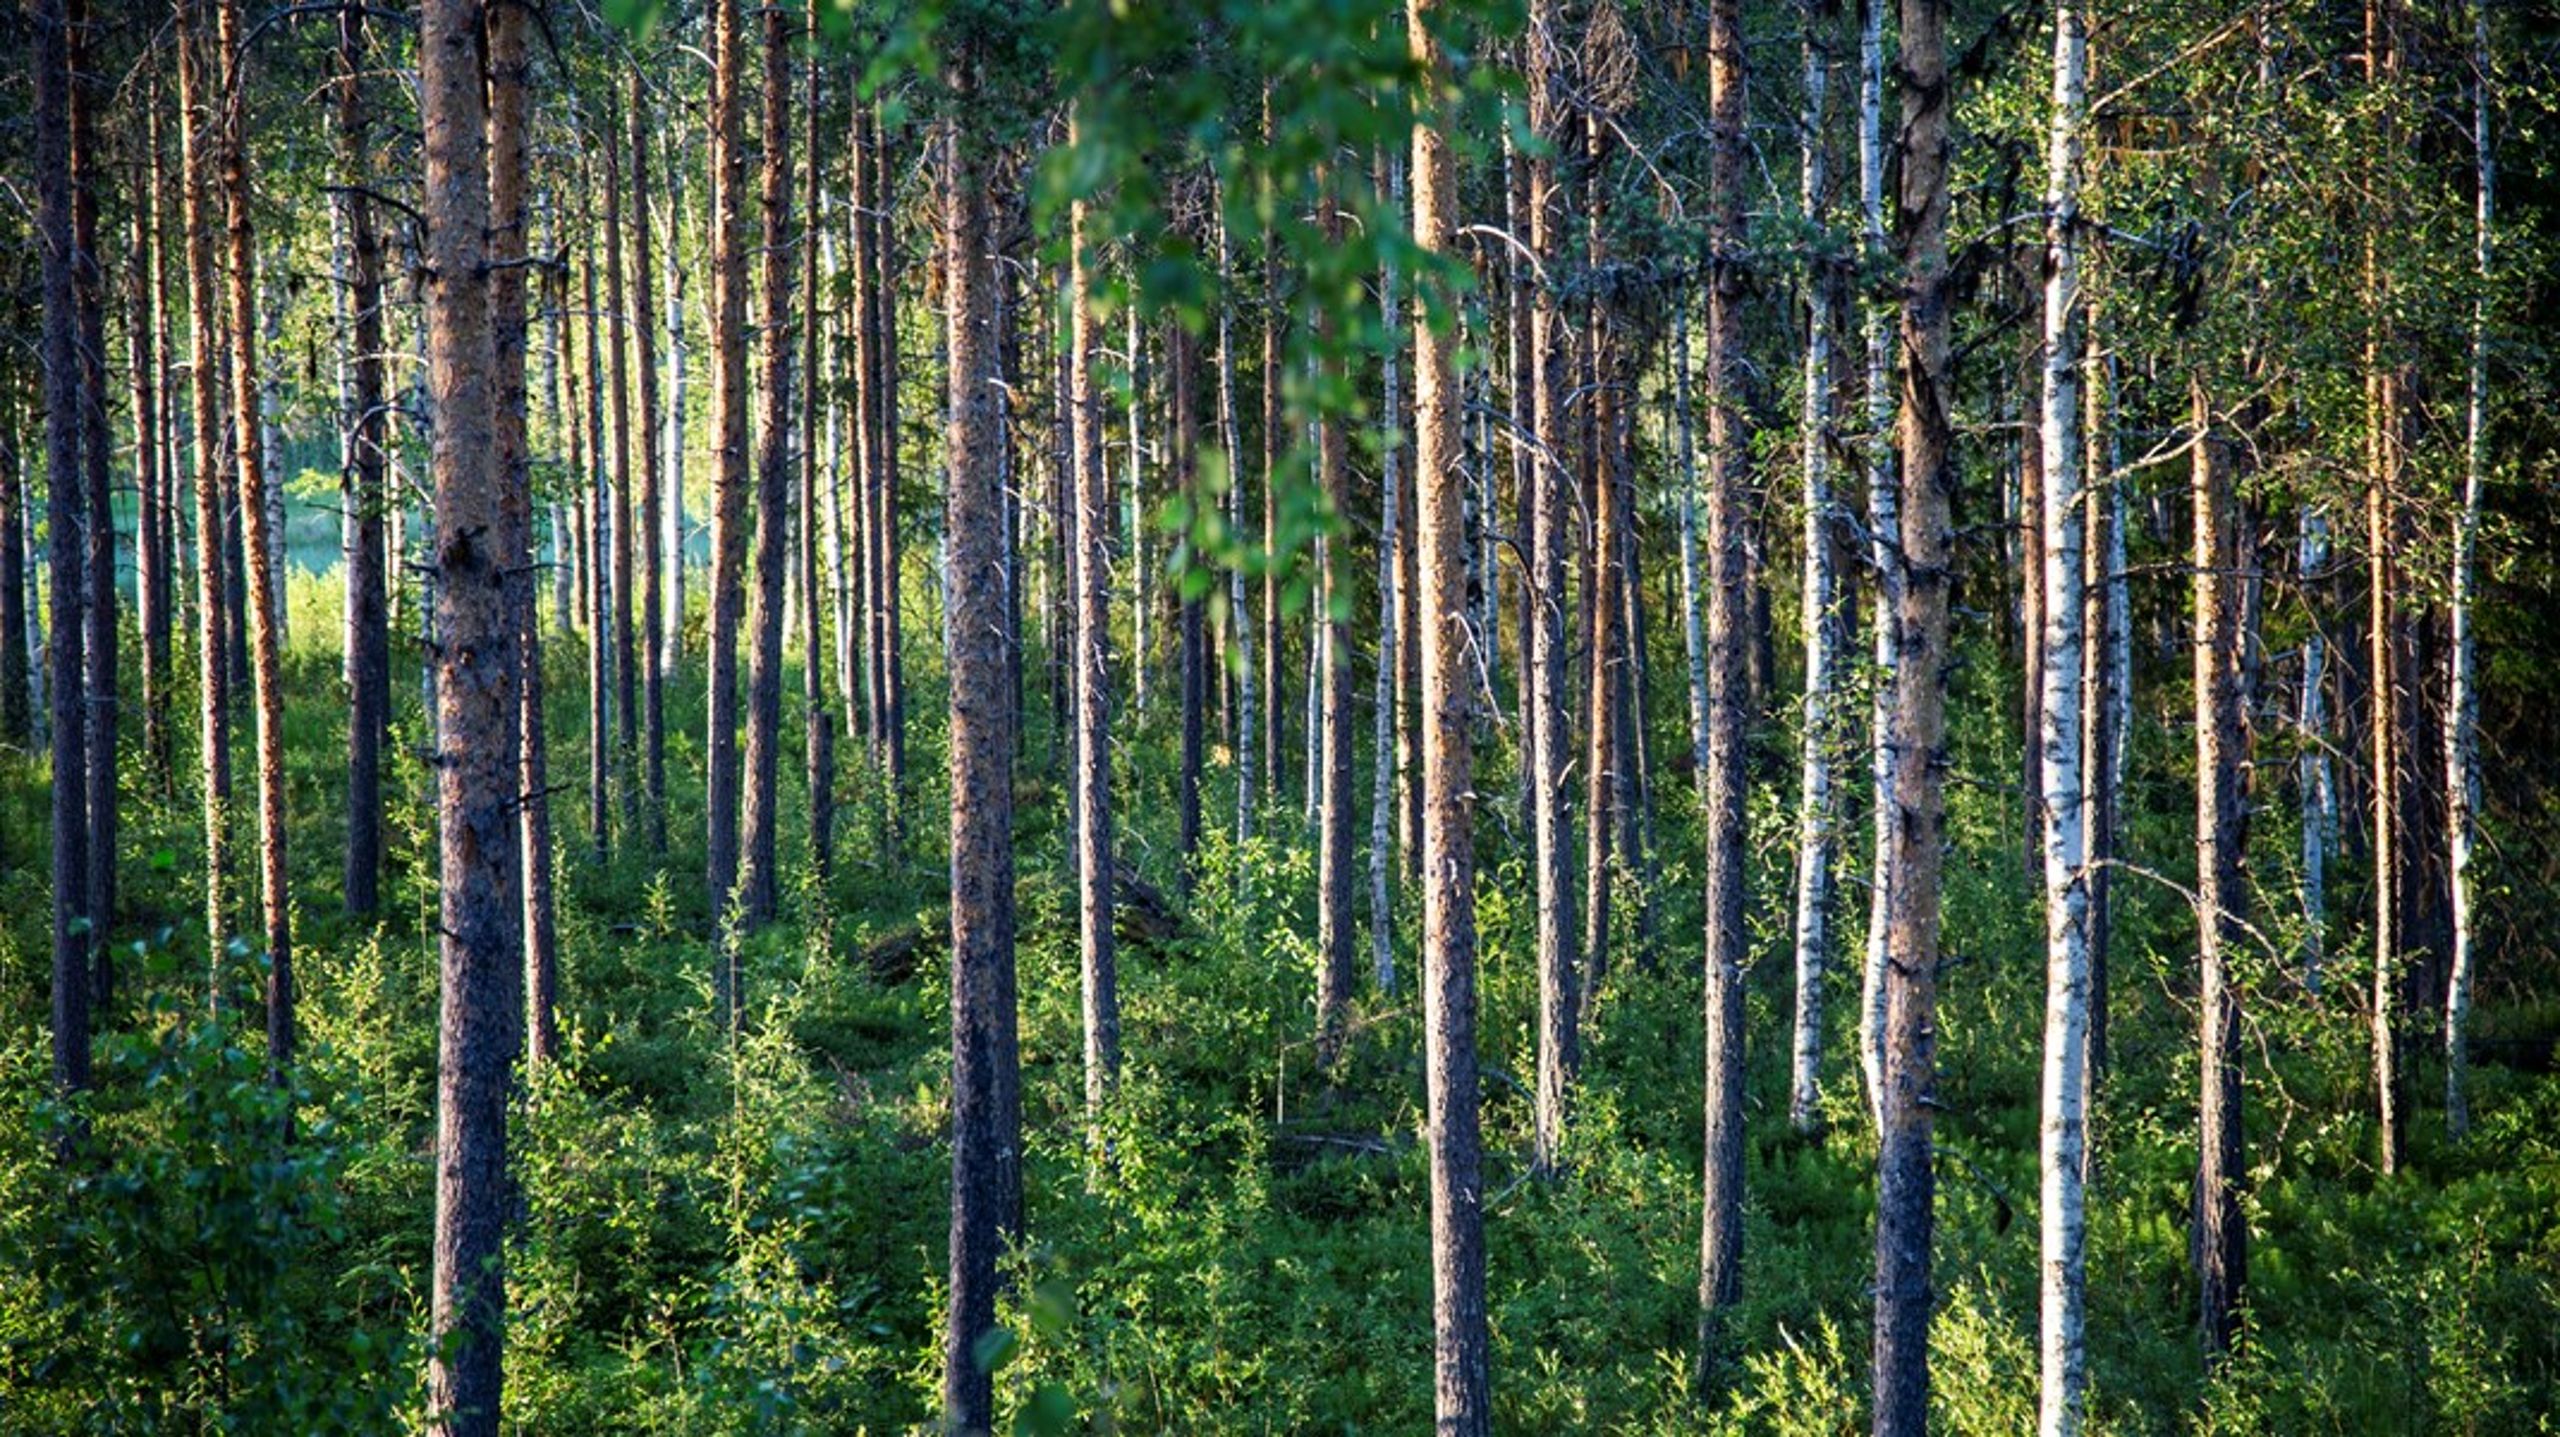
[177,0,232,980]
[218,0,292,1076]
[1789,0,1840,1138]
[2446,0,2489,1140]
[606,96,638,835]
[2036,8,2091,1425]
[1068,142,1119,1136]
[2193,379,2249,1361]
[71,0,118,1016]
[1527,0,1580,1176]
[338,0,390,917]
[1856,0,1898,1126]
[631,72,668,855]
[939,99,1021,1436]
[1313,178,1356,1069]
[1410,8,1492,1423]
[706,0,750,1022]
[421,0,522,1425]
[1875,0,1951,1427]
[743,0,794,927]
[35,0,91,1101]
[1372,152,1407,995]
[1699,0,1750,1387]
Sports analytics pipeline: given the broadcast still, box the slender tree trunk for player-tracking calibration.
[1788,0,1840,1137]
[1410,10,1491,1421]
[338,1,390,917]
[70,0,118,1015]
[1527,0,1580,1176]
[2036,8,2091,1427]
[1067,132,1119,1145]
[1219,207,1257,847]
[486,0,546,1073]
[583,237,610,860]
[218,0,292,1076]
[631,73,668,855]
[706,0,750,1019]
[1174,321,1205,896]
[1580,118,1622,1012]
[850,101,881,757]
[1698,0,1751,1386]
[743,0,794,926]
[802,2,835,881]
[421,0,522,1424]
[663,157,689,679]
[133,97,171,801]
[1674,300,1709,784]
[1261,105,1285,813]
[1128,310,1151,721]
[1371,151,1407,996]
[2445,1,2490,1141]
[1856,0,1899,1128]
[2018,282,2047,884]
[34,0,91,1103]
[2298,506,2329,988]
[874,105,909,835]
[939,93,1020,1436]
[177,0,231,982]
[2192,377,2250,1360]
[606,95,638,835]
[0,370,24,748]
[1874,0,1951,1426]
[1314,174,1356,1068]
[2365,0,2407,1185]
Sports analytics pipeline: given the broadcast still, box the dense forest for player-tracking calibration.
[4,0,2559,1430]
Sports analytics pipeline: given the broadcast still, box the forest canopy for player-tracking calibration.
[4,0,2560,1431]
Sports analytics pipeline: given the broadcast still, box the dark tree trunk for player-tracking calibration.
[802,0,835,880]
[1174,321,1205,895]
[630,71,668,854]
[1874,0,1951,1428]
[1067,127,1119,1137]
[606,92,638,834]
[938,94,1020,1436]
[71,0,118,1016]
[134,93,172,798]
[421,0,524,1424]
[177,0,232,977]
[0,369,25,748]
[34,0,91,1102]
[1313,175,1356,1068]
[742,0,794,926]
[705,0,749,1022]
[338,0,391,917]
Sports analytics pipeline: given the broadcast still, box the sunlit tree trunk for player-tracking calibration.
[706,0,750,1020]
[219,0,291,1076]
[1067,122,1119,1144]
[176,0,231,983]
[1526,0,1580,1175]
[2445,0,2490,1141]
[1410,6,1490,1421]
[631,72,668,855]
[1698,0,1750,1386]
[743,0,794,926]
[2192,376,2249,1360]
[2035,6,2091,1426]
[1856,0,1899,1125]
[938,89,1021,1435]
[2365,0,2406,1181]
[421,0,523,1423]
[1874,0,1951,1426]
[1788,0,1840,1138]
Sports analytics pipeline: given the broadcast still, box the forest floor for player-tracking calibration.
[2,573,2556,1433]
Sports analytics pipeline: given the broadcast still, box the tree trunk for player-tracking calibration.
[1261,104,1286,815]
[802,2,835,881]
[1855,0,1898,1129]
[2082,322,2124,1084]
[1410,10,1491,1421]
[1371,150,1407,996]
[34,0,90,1102]
[70,0,118,1016]
[338,1,391,917]
[2445,0,2490,1141]
[1219,207,1257,847]
[0,367,24,748]
[606,94,638,835]
[631,72,668,855]
[486,0,546,1073]
[663,157,689,678]
[1874,0,1950,1427]
[2365,0,2408,1185]
[1788,0,1840,1138]
[219,0,291,1077]
[1068,130,1119,1144]
[743,0,794,927]
[1580,116,1623,1013]
[133,95,171,799]
[939,94,1021,1435]
[1526,0,1580,1176]
[2192,377,2249,1360]
[1314,174,1356,1068]
[583,236,611,861]
[177,0,232,982]
[1174,320,1206,897]
[1698,0,1751,1386]
[2035,9,2091,1427]
[421,0,523,1424]
[706,0,750,1020]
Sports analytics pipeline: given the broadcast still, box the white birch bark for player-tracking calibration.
[2035,5,2091,1428]
[1856,0,1899,1123]
[2447,1,2490,1139]
[1789,5,1839,1135]
[1675,297,1710,779]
